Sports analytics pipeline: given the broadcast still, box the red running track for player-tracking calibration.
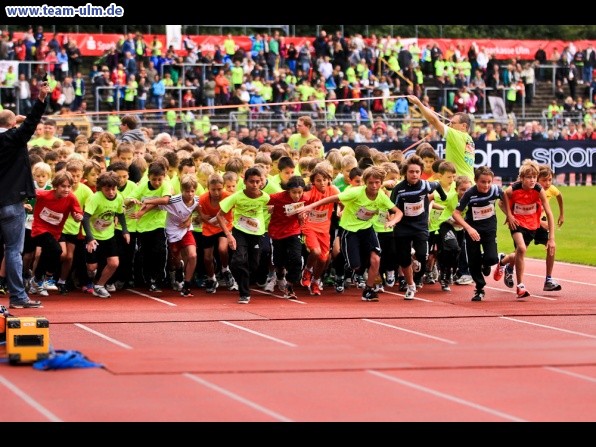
[1,257,596,422]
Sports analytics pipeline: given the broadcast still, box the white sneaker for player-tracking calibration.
[42,278,58,291]
[30,280,49,297]
[404,285,416,300]
[385,271,396,287]
[263,272,277,292]
[92,285,111,298]
[276,277,288,293]
[455,274,473,285]
[105,283,116,293]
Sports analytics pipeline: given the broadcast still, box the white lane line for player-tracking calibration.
[363,319,457,344]
[523,273,596,287]
[544,366,596,383]
[250,288,307,304]
[367,370,527,422]
[74,323,133,349]
[126,288,177,306]
[0,375,63,422]
[183,373,294,422]
[221,321,297,347]
[526,258,596,269]
[484,286,557,301]
[500,317,596,339]
[382,290,434,302]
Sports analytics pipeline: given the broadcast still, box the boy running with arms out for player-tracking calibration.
[452,166,503,302]
[301,164,340,295]
[295,166,400,302]
[134,174,199,297]
[494,159,556,298]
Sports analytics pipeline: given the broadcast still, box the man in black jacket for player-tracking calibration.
[0,80,49,308]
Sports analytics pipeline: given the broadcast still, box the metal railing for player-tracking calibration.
[93,85,199,112]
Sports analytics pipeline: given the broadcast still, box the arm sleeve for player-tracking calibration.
[82,212,94,243]
[116,212,128,234]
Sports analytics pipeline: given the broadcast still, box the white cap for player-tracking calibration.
[211,125,218,131]
[91,126,103,133]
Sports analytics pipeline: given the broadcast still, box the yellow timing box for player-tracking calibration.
[6,317,50,364]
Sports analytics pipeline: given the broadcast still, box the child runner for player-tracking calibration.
[134,174,199,297]
[295,166,400,302]
[494,159,556,298]
[81,171,129,298]
[216,167,270,304]
[267,175,307,299]
[198,173,238,294]
[29,171,84,296]
[452,166,503,302]
[536,164,564,291]
[390,155,447,300]
[300,164,340,295]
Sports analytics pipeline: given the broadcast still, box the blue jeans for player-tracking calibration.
[0,202,28,303]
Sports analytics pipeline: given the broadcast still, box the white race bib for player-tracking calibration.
[308,209,328,223]
[356,206,377,221]
[404,200,424,217]
[237,215,260,233]
[472,204,495,221]
[513,203,537,215]
[39,207,63,226]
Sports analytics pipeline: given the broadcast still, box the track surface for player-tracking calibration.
[1,257,595,422]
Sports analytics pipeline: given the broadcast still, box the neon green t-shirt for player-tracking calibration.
[338,185,394,232]
[445,126,475,180]
[429,183,458,233]
[84,191,125,241]
[62,183,94,235]
[128,178,173,232]
[118,180,137,232]
[219,190,270,236]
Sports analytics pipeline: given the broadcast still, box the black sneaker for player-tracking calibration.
[398,277,407,292]
[471,290,485,302]
[180,287,193,297]
[440,278,451,292]
[504,266,514,288]
[238,296,250,304]
[334,275,345,293]
[58,283,69,294]
[148,281,162,293]
[361,286,379,302]
[10,299,43,309]
[205,278,218,294]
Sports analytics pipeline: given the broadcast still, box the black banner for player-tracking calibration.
[324,140,596,177]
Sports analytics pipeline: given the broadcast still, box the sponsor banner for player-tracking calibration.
[10,32,596,60]
[323,140,596,176]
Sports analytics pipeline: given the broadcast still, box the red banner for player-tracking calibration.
[11,32,596,61]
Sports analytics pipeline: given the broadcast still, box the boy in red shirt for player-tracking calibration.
[267,176,307,299]
[29,171,84,297]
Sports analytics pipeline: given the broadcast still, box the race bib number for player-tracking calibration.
[39,207,63,226]
[309,209,328,223]
[404,200,424,217]
[430,208,443,221]
[356,206,377,221]
[472,204,495,221]
[514,203,537,215]
[237,215,260,233]
[284,201,304,216]
[377,210,388,225]
[93,218,111,231]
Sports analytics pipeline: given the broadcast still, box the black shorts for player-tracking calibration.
[85,236,119,264]
[511,226,537,247]
[60,233,81,245]
[534,227,549,245]
[202,232,226,249]
[23,228,35,254]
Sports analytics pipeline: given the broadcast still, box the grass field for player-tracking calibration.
[495,186,596,266]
